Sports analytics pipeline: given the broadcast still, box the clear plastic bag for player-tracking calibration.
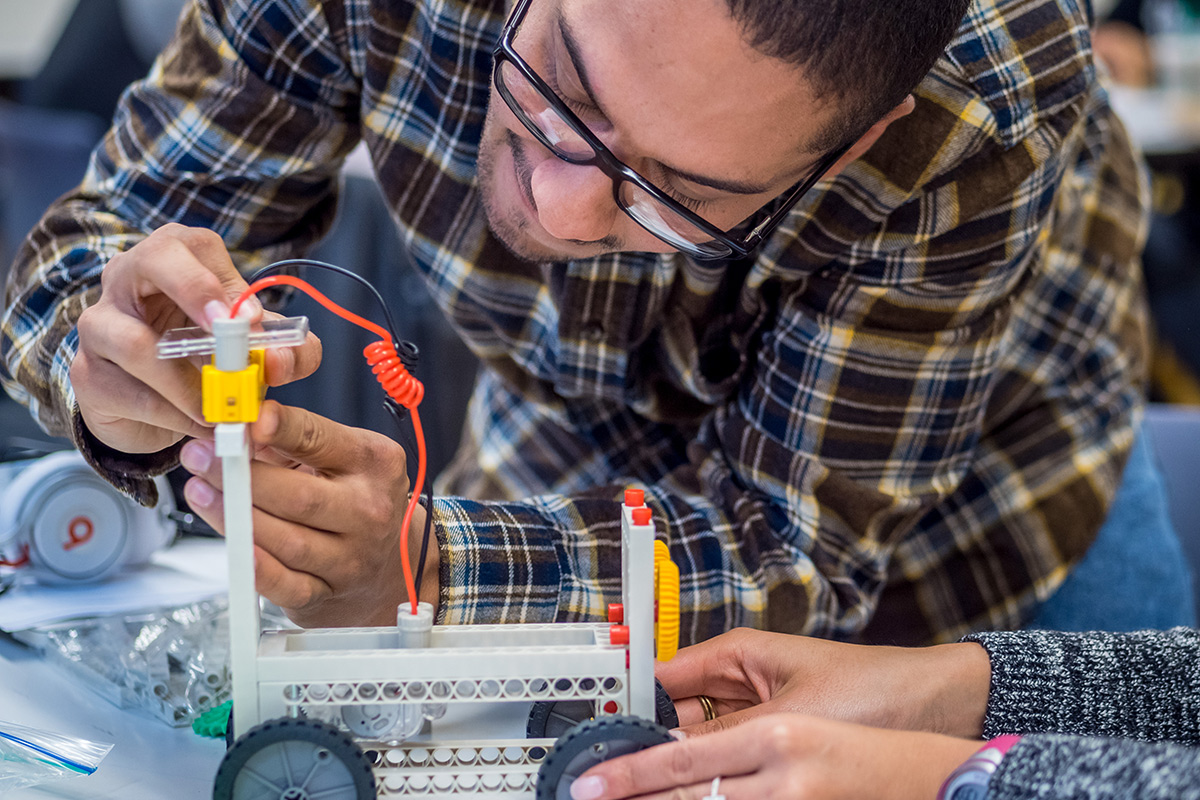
[15,598,232,727]
[0,719,112,792]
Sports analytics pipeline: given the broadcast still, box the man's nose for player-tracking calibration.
[530,157,619,243]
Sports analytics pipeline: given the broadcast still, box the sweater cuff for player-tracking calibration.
[988,733,1200,800]
[964,628,1200,743]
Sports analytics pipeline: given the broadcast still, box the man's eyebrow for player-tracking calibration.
[557,10,782,197]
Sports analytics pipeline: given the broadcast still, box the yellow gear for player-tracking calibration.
[654,539,680,661]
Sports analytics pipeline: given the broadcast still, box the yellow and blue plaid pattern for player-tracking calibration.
[2,0,1149,644]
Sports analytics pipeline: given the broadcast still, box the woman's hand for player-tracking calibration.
[658,628,990,739]
[179,399,438,627]
[569,713,982,800]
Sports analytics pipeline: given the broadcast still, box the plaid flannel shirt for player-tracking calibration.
[2,0,1149,644]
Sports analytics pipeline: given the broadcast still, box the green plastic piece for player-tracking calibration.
[193,700,232,739]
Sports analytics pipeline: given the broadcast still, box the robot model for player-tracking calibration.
[158,271,681,800]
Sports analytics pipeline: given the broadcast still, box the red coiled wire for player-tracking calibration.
[364,341,425,409]
[232,275,428,616]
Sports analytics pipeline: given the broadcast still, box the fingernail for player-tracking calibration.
[670,729,687,740]
[570,776,605,800]
[180,440,213,473]
[184,478,215,509]
[235,296,261,320]
[204,299,230,328]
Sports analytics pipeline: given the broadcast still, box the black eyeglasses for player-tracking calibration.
[491,0,848,260]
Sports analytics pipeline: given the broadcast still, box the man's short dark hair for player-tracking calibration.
[726,0,973,151]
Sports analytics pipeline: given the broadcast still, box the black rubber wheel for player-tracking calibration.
[213,717,375,800]
[527,697,597,739]
[535,715,674,800]
[224,704,236,750]
[653,679,679,730]
[527,679,679,738]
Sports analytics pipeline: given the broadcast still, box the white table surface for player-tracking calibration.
[0,633,226,799]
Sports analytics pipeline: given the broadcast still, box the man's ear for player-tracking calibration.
[824,94,916,177]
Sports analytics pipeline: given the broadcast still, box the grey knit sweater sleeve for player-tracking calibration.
[962,628,1200,799]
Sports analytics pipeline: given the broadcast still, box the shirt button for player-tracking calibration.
[582,322,606,341]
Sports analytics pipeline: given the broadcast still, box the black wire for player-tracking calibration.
[385,399,436,603]
[250,259,434,604]
[247,258,403,345]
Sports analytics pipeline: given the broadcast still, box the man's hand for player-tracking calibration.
[179,400,439,627]
[71,223,321,454]
[569,714,983,800]
[657,628,991,739]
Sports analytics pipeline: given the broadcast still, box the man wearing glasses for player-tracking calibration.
[3,0,1192,641]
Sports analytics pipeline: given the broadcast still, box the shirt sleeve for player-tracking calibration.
[0,0,361,501]
[988,734,1200,800]
[965,628,1200,744]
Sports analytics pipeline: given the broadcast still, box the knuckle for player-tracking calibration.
[763,717,804,756]
[143,225,190,260]
[76,304,100,336]
[296,412,324,454]
[264,569,312,611]
[128,322,158,352]
[290,581,319,611]
[286,489,328,525]
[277,529,314,566]
[370,439,407,481]
[155,222,189,239]
[776,774,810,800]
[663,741,699,784]
[178,225,223,247]
[125,379,155,417]
[254,555,281,595]
[98,258,122,291]
[69,351,92,387]
[357,494,393,531]
[294,494,328,528]
[603,758,637,796]
[728,627,754,643]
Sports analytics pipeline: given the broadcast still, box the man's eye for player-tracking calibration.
[560,94,596,116]
[662,184,712,213]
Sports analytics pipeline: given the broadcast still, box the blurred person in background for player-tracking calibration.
[1095,0,1200,402]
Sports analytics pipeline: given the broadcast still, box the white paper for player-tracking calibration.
[0,538,227,631]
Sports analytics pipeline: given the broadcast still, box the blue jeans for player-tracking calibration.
[1029,425,1197,631]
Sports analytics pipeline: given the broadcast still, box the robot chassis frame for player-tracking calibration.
[162,316,681,800]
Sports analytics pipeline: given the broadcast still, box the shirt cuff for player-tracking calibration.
[431,496,566,625]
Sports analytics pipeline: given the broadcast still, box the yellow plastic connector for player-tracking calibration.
[202,350,266,423]
[654,539,681,661]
